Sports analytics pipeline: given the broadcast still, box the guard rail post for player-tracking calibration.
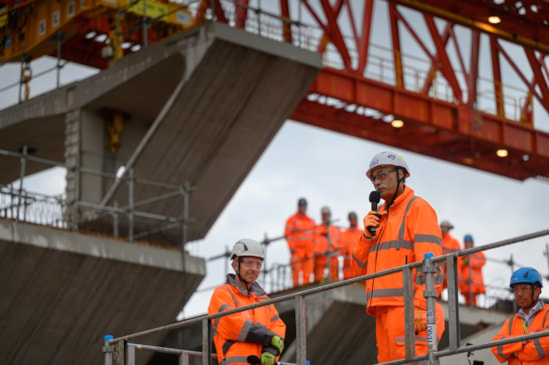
[423,252,439,365]
[103,335,114,365]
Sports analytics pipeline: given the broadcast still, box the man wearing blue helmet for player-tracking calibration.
[491,267,549,364]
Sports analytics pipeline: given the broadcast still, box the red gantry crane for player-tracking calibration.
[2,0,549,180]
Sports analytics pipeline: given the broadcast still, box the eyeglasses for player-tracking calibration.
[511,285,533,294]
[370,169,395,183]
[240,258,263,269]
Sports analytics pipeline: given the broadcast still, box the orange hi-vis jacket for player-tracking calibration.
[492,301,549,365]
[458,251,486,295]
[441,233,461,255]
[340,226,362,279]
[208,275,286,365]
[285,213,316,258]
[352,187,443,315]
[314,223,341,257]
[441,233,461,289]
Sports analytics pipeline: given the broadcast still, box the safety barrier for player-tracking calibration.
[102,229,549,365]
[0,147,193,247]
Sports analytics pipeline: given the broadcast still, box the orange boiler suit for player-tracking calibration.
[352,187,445,363]
[441,232,461,290]
[285,212,316,286]
[340,226,362,279]
[314,223,341,282]
[458,251,486,306]
[491,300,549,365]
[208,274,286,365]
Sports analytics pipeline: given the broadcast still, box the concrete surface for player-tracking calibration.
[0,219,205,365]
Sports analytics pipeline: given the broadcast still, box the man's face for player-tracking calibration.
[235,257,262,283]
[440,226,450,235]
[512,284,540,309]
[298,204,307,214]
[370,166,398,201]
[349,216,357,227]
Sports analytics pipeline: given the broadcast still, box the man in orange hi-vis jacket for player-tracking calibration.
[284,198,316,286]
[440,220,461,291]
[492,267,549,365]
[352,151,445,363]
[458,234,486,306]
[340,212,362,280]
[208,239,286,365]
[314,206,341,282]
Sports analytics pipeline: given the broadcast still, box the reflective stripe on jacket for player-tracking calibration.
[285,213,316,257]
[491,303,549,365]
[351,187,443,315]
[208,274,286,365]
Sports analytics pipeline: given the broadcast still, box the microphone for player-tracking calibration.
[367,191,381,236]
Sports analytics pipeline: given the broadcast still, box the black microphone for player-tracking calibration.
[367,191,381,236]
[247,355,260,364]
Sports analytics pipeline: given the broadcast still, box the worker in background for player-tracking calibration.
[284,198,316,286]
[352,151,445,363]
[491,267,549,364]
[208,239,286,365]
[314,206,341,282]
[440,220,461,291]
[340,211,362,280]
[458,234,486,307]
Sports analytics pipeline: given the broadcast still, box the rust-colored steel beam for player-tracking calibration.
[291,69,549,180]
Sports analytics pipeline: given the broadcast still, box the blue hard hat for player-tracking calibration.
[510,267,543,288]
[464,234,474,242]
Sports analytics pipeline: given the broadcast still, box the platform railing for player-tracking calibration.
[0,147,194,247]
[102,229,549,365]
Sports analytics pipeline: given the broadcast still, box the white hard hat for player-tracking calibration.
[321,206,331,215]
[366,151,410,179]
[230,238,264,260]
[440,220,454,229]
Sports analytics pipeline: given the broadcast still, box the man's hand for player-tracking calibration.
[362,211,380,238]
[260,352,276,365]
[270,335,284,354]
[414,308,427,332]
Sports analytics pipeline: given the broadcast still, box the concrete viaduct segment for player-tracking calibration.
[0,22,322,364]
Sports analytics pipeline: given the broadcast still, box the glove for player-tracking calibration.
[414,308,427,333]
[260,352,276,365]
[362,211,380,238]
[270,335,284,354]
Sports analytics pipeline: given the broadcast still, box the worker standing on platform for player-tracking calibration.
[458,234,486,307]
[314,206,341,282]
[352,151,445,363]
[208,239,286,365]
[284,198,316,286]
[491,267,549,364]
[440,220,461,291]
[340,212,362,280]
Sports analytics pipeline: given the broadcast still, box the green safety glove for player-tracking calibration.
[270,335,284,354]
[260,352,276,365]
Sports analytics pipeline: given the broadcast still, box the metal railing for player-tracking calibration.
[0,147,194,247]
[102,229,549,365]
